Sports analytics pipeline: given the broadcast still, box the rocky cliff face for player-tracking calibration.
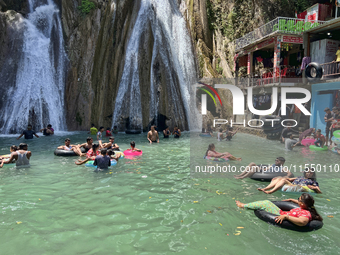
[0,10,25,117]
[0,0,312,132]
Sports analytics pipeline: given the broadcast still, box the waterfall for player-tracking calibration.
[0,0,67,133]
[112,0,198,131]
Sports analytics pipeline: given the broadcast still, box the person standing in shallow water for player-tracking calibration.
[17,124,39,139]
[147,125,159,143]
[172,126,181,138]
[163,127,170,138]
[88,124,98,135]
[97,126,105,148]
[40,124,54,136]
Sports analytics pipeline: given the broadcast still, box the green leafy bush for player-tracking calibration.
[78,0,95,15]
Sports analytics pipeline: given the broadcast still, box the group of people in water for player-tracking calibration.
[3,121,328,229]
[280,107,340,153]
[203,135,324,228]
[147,125,182,143]
[0,143,31,168]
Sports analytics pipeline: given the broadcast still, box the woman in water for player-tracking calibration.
[75,144,100,165]
[236,193,323,226]
[258,167,321,194]
[205,143,241,161]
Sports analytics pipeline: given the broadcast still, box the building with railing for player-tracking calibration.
[232,3,340,135]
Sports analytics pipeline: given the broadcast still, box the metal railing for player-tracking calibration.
[235,17,328,51]
[321,61,340,77]
[237,66,303,87]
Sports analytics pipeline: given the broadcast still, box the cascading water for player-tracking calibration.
[112,0,199,131]
[0,0,67,133]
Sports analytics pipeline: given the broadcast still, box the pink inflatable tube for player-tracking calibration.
[123,150,143,156]
[301,138,316,146]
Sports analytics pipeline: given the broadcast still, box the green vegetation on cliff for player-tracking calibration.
[204,0,316,77]
[78,0,96,15]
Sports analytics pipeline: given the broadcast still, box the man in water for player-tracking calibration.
[40,124,54,136]
[163,127,170,138]
[93,148,111,172]
[88,124,98,135]
[285,133,298,151]
[0,143,31,168]
[280,125,299,143]
[234,157,292,179]
[225,127,239,141]
[57,138,85,156]
[77,137,94,153]
[17,124,39,139]
[172,126,181,138]
[147,125,159,143]
[103,136,120,150]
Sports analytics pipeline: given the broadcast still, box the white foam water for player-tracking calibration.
[112,0,199,131]
[0,0,67,133]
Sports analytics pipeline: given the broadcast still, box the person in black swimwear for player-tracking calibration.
[17,125,39,139]
[172,126,181,138]
[226,127,239,141]
[40,124,54,136]
[163,127,170,138]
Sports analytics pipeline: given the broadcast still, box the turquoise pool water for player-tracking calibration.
[0,132,339,254]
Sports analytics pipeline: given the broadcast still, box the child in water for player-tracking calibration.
[107,149,120,162]
[127,141,142,152]
[0,145,18,163]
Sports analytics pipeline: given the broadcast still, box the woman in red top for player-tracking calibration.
[236,193,323,226]
[75,144,100,165]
